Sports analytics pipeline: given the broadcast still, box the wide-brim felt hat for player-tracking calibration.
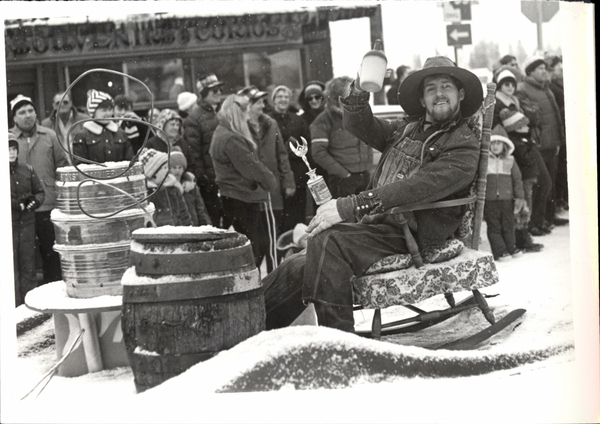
[398,56,483,117]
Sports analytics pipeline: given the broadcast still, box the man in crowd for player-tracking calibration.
[183,73,224,227]
[10,94,69,285]
[41,92,89,164]
[516,55,568,229]
[262,57,484,333]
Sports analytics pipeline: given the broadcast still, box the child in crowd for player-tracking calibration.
[484,126,527,261]
[9,134,45,306]
[138,148,192,227]
[72,90,133,165]
[114,94,148,155]
[168,149,211,226]
[500,109,544,253]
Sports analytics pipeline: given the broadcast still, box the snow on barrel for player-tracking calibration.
[52,161,154,298]
[121,226,265,393]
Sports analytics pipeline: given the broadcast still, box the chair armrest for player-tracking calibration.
[383,196,476,215]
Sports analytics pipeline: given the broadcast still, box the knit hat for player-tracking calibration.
[500,109,530,133]
[177,92,198,112]
[298,81,325,107]
[398,56,483,117]
[523,55,546,75]
[238,85,268,103]
[10,94,36,117]
[271,85,292,104]
[196,74,224,94]
[87,89,113,117]
[495,69,517,88]
[9,132,19,151]
[138,148,169,178]
[169,150,187,170]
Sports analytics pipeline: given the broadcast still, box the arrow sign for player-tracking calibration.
[446,23,472,46]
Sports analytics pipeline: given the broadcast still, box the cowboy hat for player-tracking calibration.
[398,56,483,117]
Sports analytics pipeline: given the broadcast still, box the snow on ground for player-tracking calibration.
[1,210,597,423]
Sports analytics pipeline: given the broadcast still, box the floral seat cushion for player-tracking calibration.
[353,244,498,309]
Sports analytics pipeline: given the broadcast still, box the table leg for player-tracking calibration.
[78,313,104,372]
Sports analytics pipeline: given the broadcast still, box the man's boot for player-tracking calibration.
[314,303,355,333]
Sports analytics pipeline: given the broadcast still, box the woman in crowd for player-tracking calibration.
[298,81,326,127]
[210,94,278,269]
[146,109,188,158]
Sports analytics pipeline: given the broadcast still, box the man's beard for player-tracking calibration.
[429,104,458,124]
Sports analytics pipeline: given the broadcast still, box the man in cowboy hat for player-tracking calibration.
[261,56,484,333]
[183,73,225,227]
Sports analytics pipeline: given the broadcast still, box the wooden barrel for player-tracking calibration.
[52,161,152,298]
[121,227,265,393]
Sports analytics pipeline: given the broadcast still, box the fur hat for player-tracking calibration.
[500,109,530,133]
[169,150,187,170]
[196,74,224,94]
[10,94,36,117]
[523,55,546,75]
[87,89,113,117]
[495,69,517,88]
[398,56,483,117]
[138,148,168,178]
[9,132,19,151]
[177,92,198,112]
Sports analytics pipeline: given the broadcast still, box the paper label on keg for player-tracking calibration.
[58,162,142,182]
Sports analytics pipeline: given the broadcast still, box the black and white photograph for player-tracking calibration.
[0,1,597,423]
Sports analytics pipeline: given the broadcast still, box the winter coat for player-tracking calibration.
[10,124,69,212]
[516,76,565,150]
[145,135,188,158]
[210,119,277,204]
[72,121,134,164]
[507,131,540,181]
[310,107,373,178]
[341,91,480,250]
[182,100,219,186]
[249,114,296,210]
[41,107,90,163]
[485,137,525,201]
[148,176,192,227]
[116,111,150,154]
[181,172,211,226]
[267,108,311,187]
[493,91,522,130]
[549,76,565,124]
[10,160,45,225]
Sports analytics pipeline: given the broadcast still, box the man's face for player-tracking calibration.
[14,104,37,132]
[204,87,222,106]
[114,105,132,118]
[273,90,290,113]
[420,75,464,123]
[53,94,72,115]
[530,64,550,83]
[94,106,114,123]
[8,146,18,162]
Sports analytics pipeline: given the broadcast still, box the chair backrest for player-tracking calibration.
[467,82,497,250]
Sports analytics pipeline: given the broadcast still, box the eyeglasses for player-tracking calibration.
[307,95,322,101]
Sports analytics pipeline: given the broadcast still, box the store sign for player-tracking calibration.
[4,16,304,61]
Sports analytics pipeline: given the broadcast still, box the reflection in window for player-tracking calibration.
[191,54,245,95]
[244,49,302,91]
[125,58,184,103]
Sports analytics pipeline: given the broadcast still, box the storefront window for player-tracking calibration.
[66,63,124,112]
[191,53,245,95]
[125,57,184,103]
[244,49,302,92]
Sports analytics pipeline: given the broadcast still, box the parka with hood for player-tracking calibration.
[486,134,525,201]
[146,109,189,158]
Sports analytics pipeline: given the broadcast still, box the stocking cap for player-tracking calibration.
[169,150,187,170]
[495,69,517,88]
[10,94,36,117]
[138,148,168,178]
[500,108,530,133]
[523,55,546,75]
[177,92,198,112]
[87,89,113,117]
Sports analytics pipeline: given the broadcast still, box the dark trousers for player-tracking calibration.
[200,182,223,228]
[262,222,408,332]
[35,210,62,284]
[484,199,516,259]
[257,209,282,273]
[13,213,37,306]
[221,197,263,269]
[531,150,552,228]
[281,185,308,233]
[555,145,568,207]
[328,171,370,198]
[540,148,559,222]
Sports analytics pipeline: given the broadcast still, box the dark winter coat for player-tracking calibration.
[493,91,522,130]
[72,121,134,164]
[182,99,219,186]
[310,106,373,178]
[341,90,480,250]
[181,173,211,226]
[267,108,311,187]
[11,124,69,212]
[249,114,295,210]
[516,76,565,151]
[41,107,90,162]
[210,119,277,204]
[507,131,540,181]
[148,179,192,227]
[145,135,188,158]
[10,160,45,226]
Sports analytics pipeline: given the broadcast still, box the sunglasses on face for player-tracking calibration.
[210,88,222,94]
[307,95,322,101]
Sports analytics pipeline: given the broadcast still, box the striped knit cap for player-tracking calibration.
[500,108,530,133]
[87,89,113,117]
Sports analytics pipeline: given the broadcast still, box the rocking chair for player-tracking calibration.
[352,83,526,348]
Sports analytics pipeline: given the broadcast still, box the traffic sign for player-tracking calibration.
[446,24,472,46]
[521,1,559,23]
[443,1,472,22]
